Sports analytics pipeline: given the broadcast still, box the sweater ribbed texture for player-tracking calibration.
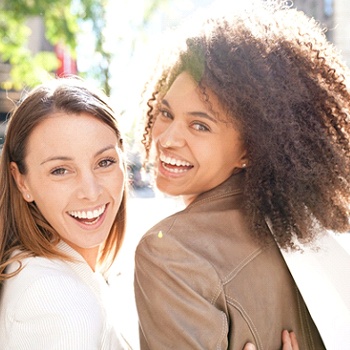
[0,241,127,349]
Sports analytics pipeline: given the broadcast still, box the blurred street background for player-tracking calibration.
[1,0,350,150]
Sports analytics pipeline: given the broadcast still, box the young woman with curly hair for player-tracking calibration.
[134,1,350,349]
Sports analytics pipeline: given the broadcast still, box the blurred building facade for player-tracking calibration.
[292,0,350,66]
[292,0,334,40]
[333,0,350,65]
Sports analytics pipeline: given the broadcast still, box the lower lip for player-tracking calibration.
[70,204,109,231]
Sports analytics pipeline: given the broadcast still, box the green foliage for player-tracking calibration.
[8,52,59,90]
[2,0,77,48]
[0,0,78,89]
[0,0,168,91]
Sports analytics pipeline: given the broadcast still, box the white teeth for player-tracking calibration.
[162,163,189,173]
[69,205,106,220]
[160,153,192,167]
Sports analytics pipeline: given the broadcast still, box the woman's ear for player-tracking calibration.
[10,162,33,202]
[239,150,249,169]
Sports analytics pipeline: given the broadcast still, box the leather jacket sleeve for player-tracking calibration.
[134,231,229,350]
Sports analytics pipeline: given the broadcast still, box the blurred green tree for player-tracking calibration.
[0,0,167,93]
[0,0,80,89]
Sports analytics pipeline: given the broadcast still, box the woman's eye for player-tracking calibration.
[51,168,68,176]
[99,158,117,168]
[160,109,172,120]
[192,122,210,132]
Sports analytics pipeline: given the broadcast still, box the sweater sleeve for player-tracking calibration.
[134,232,229,350]
[3,273,104,349]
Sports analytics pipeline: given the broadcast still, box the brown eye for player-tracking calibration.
[192,122,210,132]
[159,109,173,120]
[98,158,117,168]
[51,168,68,176]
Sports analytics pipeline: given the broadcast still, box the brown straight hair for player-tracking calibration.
[0,77,127,286]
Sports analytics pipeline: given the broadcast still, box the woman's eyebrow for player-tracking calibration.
[40,156,72,165]
[161,99,170,108]
[95,144,117,156]
[161,98,217,123]
[188,111,217,123]
[40,145,117,165]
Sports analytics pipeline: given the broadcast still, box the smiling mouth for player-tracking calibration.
[68,204,106,225]
[159,153,193,173]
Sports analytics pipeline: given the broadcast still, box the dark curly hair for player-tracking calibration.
[142,2,350,249]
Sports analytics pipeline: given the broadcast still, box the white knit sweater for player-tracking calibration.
[0,241,128,349]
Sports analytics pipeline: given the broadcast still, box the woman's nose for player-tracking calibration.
[158,122,186,149]
[77,172,102,201]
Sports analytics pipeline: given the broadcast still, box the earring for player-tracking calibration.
[26,194,31,200]
[242,163,247,168]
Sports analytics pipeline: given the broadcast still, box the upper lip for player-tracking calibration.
[159,151,193,167]
[68,204,107,219]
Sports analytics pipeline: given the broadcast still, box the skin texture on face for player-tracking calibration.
[11,112,125,269]
[152,71,247,205]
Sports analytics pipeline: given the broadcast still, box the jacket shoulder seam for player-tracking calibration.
[222,244,272,285]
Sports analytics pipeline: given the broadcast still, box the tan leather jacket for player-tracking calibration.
[134,172,325,349]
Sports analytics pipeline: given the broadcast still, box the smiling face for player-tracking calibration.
[152,71,247,204]
[11,112,125,268]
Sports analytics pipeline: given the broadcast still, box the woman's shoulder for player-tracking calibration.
[137,195,252,247]
[135,195,271,282]
[135,210,222,278]
[6,253,75,285]
[0,255,106,348]
[136,210,183,249]
[2,254,95,306]
[1,254,103,324]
